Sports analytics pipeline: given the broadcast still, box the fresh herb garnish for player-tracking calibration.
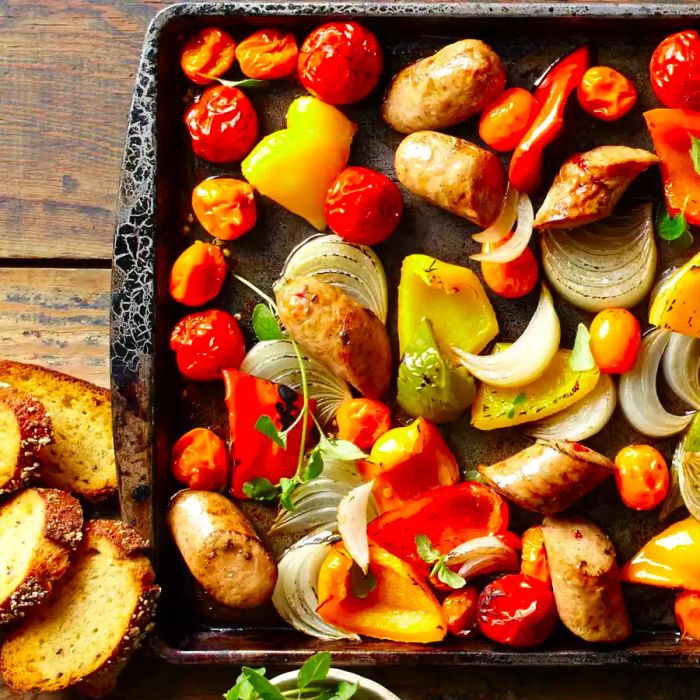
[242,478,279,502]
[217,77,271,90]
[690,135,700,176]
[254,415,288,448]
[252,303,285,341]
[415,534,466,590]
[656,205,694,250]
[569,323,596,372]
[506,392,527,419]
[464,469,486,484]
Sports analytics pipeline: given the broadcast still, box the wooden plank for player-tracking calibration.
[0,267,111,387]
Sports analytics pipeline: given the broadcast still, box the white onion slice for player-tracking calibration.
[679,450,700,522]
[662,333,700,410]
[444,535,519,581]
[272,531,359,641]
[275,234,388,323]
[338,481,375,575]
[470,193,534,263]
[241,339,351,426]
[472,186,519,244]
[619,329,695,437]
[528,374,617,442]
[540,204,657,312]
[452,285,560,388]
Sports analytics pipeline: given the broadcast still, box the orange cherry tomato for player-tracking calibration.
[169,241,227,307]
[589,308,641,374]
[181,27,236,85]
[614,444,669,511]
[675,591,700,641]
[336,398,391,450]
[442,587,479,638]
[192,178,257,241]
[480,232,539,299]
[235,29,299,79]
[520,526,551,585]
[171,427,229,491]
[577,66,638,122]
[650,30,700,110]
[298,22,383,105]
[478,88,539,153]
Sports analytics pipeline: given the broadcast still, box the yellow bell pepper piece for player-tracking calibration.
[242,97,357,230]
[398,255,498,358]
[471,346,600,430]
[649,250,700,338]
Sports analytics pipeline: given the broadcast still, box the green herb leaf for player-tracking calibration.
[415,534,441,564]
[349,563,377,599]
[298,652,332,689]
[255,415,287,448]
[506,392,527,420]
[224,668,267,700]
[303,449,324,482]
[657,205,690,242]
[330,681,360,700]
[278,477,297,512]
[242,478,279,502]
[241,668,284,700]
[252,304,285,341]
[218,78,271,90]
[318,435,367,462]
[435,561,467,589]
[464,469,486,484]
[569,323,596,372]
[690,135,700,176]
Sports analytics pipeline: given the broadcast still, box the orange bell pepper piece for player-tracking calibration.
[645,108,700,226]
[675,591,700,641]
[357,418,459,512]
[316,541,447,644]
[621,517,700,590]
[520,526,551,585]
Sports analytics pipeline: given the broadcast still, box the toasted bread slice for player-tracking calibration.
[0,488,83,624]
[0,519,159,697]
[0,361,116,500]
[0,387,53,495]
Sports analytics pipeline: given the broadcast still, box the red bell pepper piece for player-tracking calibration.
[367,481,509,574]
[644,108,700,226]
[509,45,591,193]
[222,368,315,499]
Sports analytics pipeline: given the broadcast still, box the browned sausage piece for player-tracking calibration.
[395,131,506,228]
[275,276,392,399]
[478,440,613,514]
[382,39,506,134]
[167,490,277,609]
[542,513,631,643]
[534,146,660,229]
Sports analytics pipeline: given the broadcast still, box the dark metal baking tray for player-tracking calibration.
[112,0,700,666]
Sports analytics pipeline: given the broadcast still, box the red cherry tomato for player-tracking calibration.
[589,308,641,374]
[442,587,480,638]
[235,29,299,80]
[185,85,258,163]
[169,241,227,307]
[170,309,245,381]
[614,444,670,511]
[180,27,236,85]
[477,573,558,647]
[336,398,392,450]
[298,22,383,105]
[577,66,638,122]
[650,30,700,110]
[171,427,229,491]
[479,88,539,153]
[325,167,403,245]
[480,232,539,299]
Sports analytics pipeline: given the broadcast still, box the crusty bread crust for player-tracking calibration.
[0,488,82,624]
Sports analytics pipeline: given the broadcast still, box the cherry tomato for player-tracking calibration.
[171,427,229,491]
[442,587,479,638]
[577,66,638,122]
[478,88,539,153]
[520,526,551,585]
[614,444,669,511]
[170,309,245,381]
[477,573,558,647]
[480,233,539,299]
[589,308,641,374]
[169,241,227,307]
[650,30,700,110]
[181,27,236,85]
[675,591,700,641]
[192,178,257,241]
[298,22,383,105]
[336,398,391,450]
[185,85,258,163]
[235,29,298,79]
[325,167,403,245]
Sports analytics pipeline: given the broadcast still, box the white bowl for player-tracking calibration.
[270,667,401,700]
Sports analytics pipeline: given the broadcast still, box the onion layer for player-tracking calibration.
[540,204,657,312]
[619,329,695,438]
[241,339,351,426]
[452,285,560,388]
[472,187,518,244]
[662,333,700,410]
[276,234,388,323]
[471,193,534,263]
[528,374,616,442]
[338,481,375,575]
[444,535,519,581]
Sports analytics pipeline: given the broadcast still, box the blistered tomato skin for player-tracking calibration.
[614,444,670,511]
[480,232,539,299]
[169,241,227,307]
[589,308,641,374]
[477,573,558,647]
[185,85,259,163]
[171,427,229,491]
[192,178,257,241]
[650,30,700,110]
[298,22,383,105]
[236,29,299,79]
[478,88,539,152]
[181,27,237,85]
[325,167,403,245]
[577,66,638,121]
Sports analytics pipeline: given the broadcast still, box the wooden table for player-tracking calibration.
[2,0,700,698]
